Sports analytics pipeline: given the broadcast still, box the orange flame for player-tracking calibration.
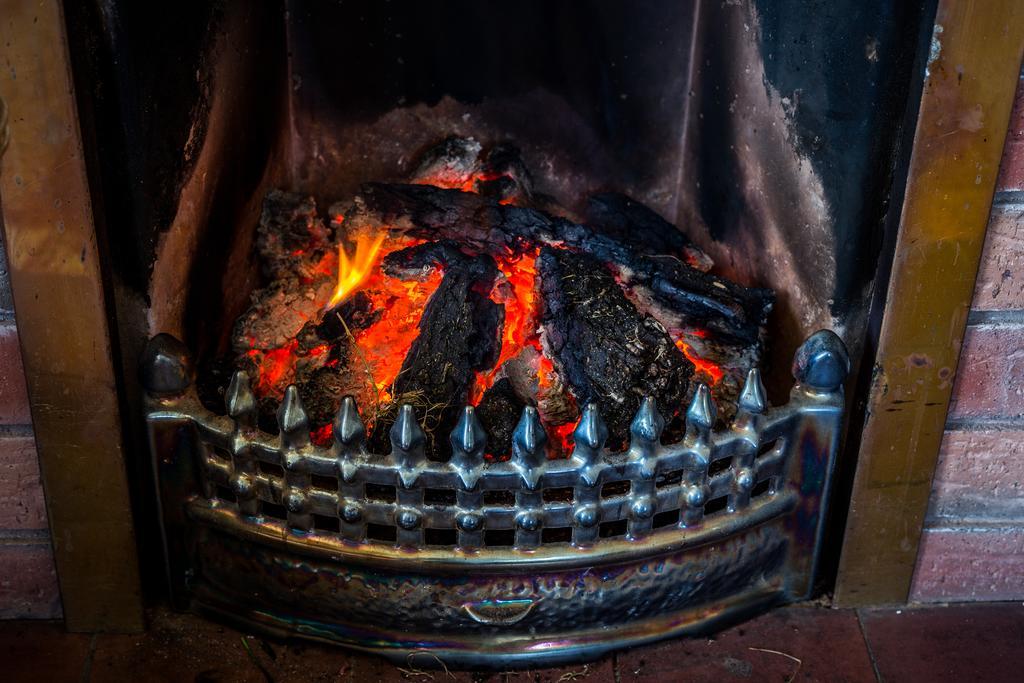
[328,234,386,309]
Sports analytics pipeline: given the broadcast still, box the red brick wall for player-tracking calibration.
[910,69,1024,602]
[0,241,61,618]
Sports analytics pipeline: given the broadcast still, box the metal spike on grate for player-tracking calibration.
[391,404,426,487]
[512,406,547,489]
[738,368,767,415]
[630,397,664,443]
[333,396,366,447]
[277,385,310,449]
[449,406,486,489]
[686,384,716,432]
[629,397,664,467]
[333,396,366,482]
[572,403,607,465]
[225,371,256,428]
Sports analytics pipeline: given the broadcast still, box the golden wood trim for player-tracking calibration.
[834,0,1024,606]
[0,0,143,629]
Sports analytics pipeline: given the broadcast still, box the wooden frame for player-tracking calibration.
[834,0,1024,606]
[0,0,144,630]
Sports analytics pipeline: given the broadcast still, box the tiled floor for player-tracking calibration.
[1,603,1021,682]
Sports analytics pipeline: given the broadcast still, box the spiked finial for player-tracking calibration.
[686,384,716,432]
[277,385,310,449]
[629,397,664,468]
[793,329,850,392]
[391,404,426,486]
[333,396,366,447]
[630,397,664,445]
[226,371,256,427]
[450,406,487,489]
[139,333,193,397]
[512,406,547,488]
[738,368,767,414]
[573,403,607,486]
[573,403,607,463]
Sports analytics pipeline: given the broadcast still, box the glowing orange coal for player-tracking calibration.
[675,337,725,384]
[355,261,444,402]
[328,233,386,309]
[471,248,542,404]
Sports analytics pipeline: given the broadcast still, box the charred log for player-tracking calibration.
[475,377,525,460]
[372,241,504,456]
[584,192,713,271]
[538,247,694,448]
[346,183,771,346]
[409,136,533,204]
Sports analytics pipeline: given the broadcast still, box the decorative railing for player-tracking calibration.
[142,330,848,557]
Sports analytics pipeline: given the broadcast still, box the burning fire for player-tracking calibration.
[328,234,386,309]
[245,189,725,456]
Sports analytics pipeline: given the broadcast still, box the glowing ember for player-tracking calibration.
[548,421,576,459]
[250,340,299,395]
[328,234,386,309]
[675,337,725,384]
[354,255,444,399]
[471,248,541,404]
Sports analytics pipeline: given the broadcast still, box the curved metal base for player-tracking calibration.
[182,512,796,670]
[193,584,783,669]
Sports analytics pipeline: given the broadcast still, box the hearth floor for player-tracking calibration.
[1,602,1021,682]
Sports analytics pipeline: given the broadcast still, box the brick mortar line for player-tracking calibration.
[922,521,1024,533]
[79,633,98,683]
[944,417,1024,431]
[991,190,1024,206]
[0,536,54,548]
[926,515,1024,529]
[0,424,35,437]
[0,527,51,538]
[966,309,1024,326]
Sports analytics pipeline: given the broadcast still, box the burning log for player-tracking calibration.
[371,241,504,456]
[341,182,771,345]
[409,136,533,204]
[538,247,695,448]
[584,192,714,272]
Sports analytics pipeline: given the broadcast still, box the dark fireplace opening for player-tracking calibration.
[64,0,936,668]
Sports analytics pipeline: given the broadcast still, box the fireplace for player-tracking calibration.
[138,131,850,665]
[33,0,940,667]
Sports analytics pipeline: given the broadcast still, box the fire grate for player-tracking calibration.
[142,329,848,668]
